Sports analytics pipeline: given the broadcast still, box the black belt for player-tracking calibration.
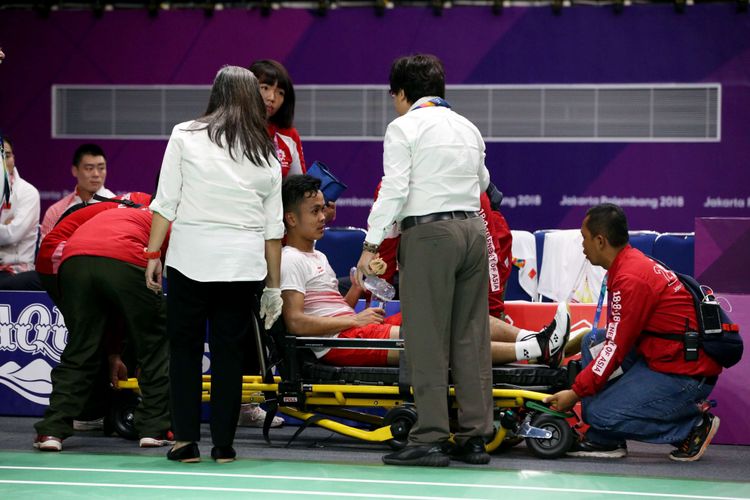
[690,375,718,385]
[400,211,479,232]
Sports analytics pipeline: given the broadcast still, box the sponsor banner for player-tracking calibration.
[0,291,212,417]
[0,292,64,415]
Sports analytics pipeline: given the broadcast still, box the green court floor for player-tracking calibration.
[1,452,749,499]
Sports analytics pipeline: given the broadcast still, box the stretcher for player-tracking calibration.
[113,322,582,459]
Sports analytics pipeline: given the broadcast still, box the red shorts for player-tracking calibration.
[321,314,401,366]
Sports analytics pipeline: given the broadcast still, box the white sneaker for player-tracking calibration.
[73,417,104,431]
[139,435,175,448]
[33,435,63,452]
[536,302,571,368]
[238,404,284,428]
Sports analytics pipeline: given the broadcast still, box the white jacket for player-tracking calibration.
[0,167,40,272]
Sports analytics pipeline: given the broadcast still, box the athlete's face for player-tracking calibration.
[289,190,326,243]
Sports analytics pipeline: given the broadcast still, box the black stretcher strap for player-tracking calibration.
[285,413,326,448]
[247,295,282,445]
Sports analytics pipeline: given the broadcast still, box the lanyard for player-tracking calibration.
[410,97,452,111]
[592,273,608,332]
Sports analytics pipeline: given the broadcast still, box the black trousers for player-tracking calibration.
[39,271,128,423]
[166,267,262,447]
[35,256,169,439]
[0,270,43,290]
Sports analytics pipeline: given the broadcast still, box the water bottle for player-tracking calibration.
[350,267,396,309]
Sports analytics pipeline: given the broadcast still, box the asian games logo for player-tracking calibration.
[0,301,67,405]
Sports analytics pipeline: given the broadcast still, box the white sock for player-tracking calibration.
[515,330,542,360]
[514,328,535,340]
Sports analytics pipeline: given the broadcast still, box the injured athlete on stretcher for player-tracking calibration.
[279,174,570,368]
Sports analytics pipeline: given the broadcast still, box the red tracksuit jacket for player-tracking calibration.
[572,245,722,398]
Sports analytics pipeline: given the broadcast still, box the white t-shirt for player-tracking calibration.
[280,245,354,357]
[150,121,284,282]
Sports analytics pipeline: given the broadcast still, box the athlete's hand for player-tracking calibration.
[353,307,385,327]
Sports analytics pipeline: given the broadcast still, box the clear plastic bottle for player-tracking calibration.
[350,267,395,308]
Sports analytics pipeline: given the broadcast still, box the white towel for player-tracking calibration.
[510,230,538,300]
[537,229,606,303]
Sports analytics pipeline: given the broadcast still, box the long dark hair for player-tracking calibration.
[248,59,296,129]
[197,65,275,165]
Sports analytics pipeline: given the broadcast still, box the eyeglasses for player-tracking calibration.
[388,89,396,98]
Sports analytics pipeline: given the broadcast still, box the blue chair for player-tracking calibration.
[315,226,367,278]
[355,299,401,315]
[652,233,695,275]
[628,230,659,257]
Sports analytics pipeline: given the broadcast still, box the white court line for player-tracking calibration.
[1,481,477,499]
[0,467,748,500]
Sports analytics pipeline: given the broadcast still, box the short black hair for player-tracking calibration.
[2,135,12,150]
[282,174,322,219]
[72,143,106,167]
[585,203,629,247]
[248,59,296,129]
[389,54,445,104]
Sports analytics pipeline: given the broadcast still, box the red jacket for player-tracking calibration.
[374,185,512,318]
[572,245,722,398]
[62,203,168,269]
[479,192,512,317]
[36,192,152,275]
[268,124,306,178]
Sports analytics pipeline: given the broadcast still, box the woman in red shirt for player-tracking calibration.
[249,60,306,178]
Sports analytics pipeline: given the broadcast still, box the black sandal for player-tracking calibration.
[167,442,200,463]
[211,446,236,464]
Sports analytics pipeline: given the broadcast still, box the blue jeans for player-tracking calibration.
[580,329,714,446]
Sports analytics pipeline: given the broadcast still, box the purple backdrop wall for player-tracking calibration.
[1,5,749,231]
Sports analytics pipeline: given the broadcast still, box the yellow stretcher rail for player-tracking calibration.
[116,377,564,455]
[118,378,552,405]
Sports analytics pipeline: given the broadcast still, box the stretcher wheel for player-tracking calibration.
[384,406,417,450]
[525,414,574,459]
[109,391,141,441]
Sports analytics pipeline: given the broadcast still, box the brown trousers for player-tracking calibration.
[399,216,494,446]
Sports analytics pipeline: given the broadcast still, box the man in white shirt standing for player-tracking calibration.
[0,136,42,289]
[356,54,493,467]
[40,143,115,239]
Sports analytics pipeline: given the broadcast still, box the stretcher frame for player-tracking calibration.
[117,333,580,459]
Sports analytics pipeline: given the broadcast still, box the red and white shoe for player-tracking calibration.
[33,435,63,452]
[139,430,175,448]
